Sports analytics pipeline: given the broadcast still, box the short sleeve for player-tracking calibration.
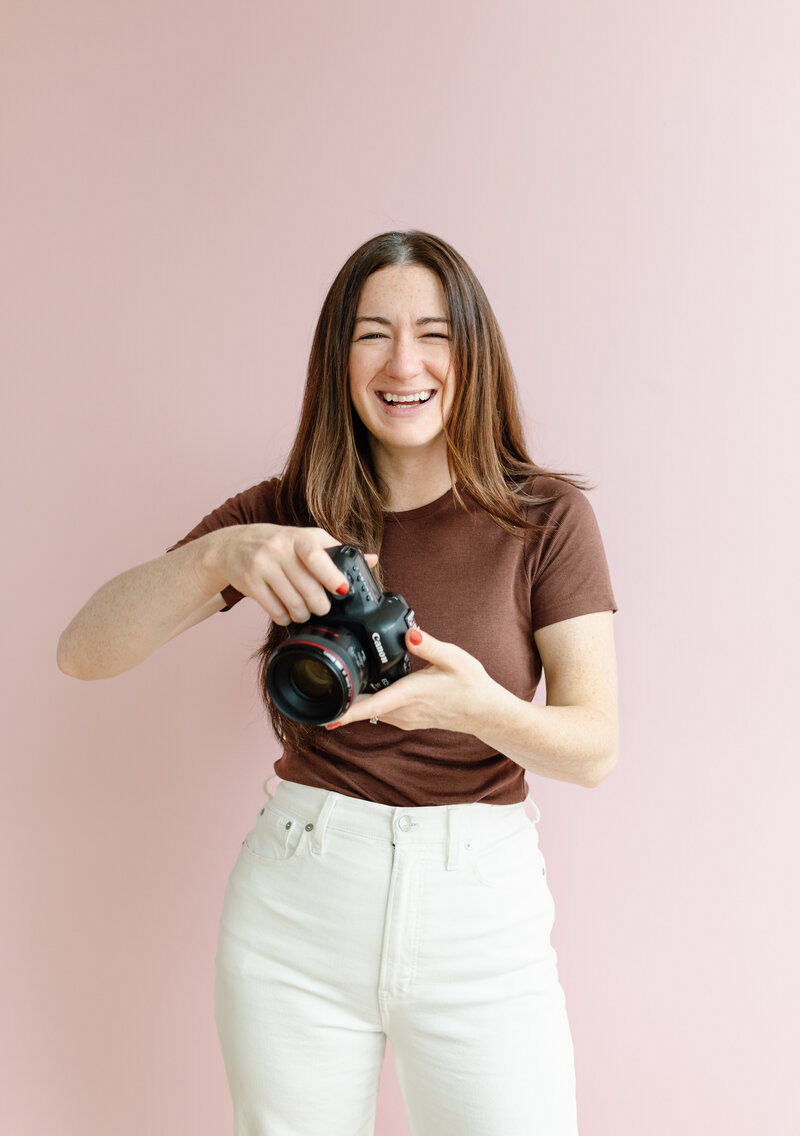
[527,480,618,633]
[166,478,281,611]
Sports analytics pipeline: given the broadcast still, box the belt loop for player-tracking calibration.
[310,792,338,856]
[524,782,541,824]
[446,806,460,871]
[262,773,280,803]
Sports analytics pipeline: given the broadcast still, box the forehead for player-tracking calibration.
[356,264,447,312]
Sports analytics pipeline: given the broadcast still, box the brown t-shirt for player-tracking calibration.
[168,476,618,806]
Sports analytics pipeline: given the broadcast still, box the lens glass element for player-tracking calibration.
[291,656,336,699]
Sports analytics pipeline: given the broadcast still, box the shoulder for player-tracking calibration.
[197,476,285,527]
[521,473,586,500]
[517,475,598,527]
[224,476,283,521]
[520,475,610,574]
[524,474,618,626]
[167,476,284,553]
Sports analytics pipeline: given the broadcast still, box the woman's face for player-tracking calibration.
[348,264,455,462]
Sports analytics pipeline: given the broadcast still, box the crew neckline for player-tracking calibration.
[382,486,458,520]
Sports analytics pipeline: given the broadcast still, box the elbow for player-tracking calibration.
[581,713,619,788]
[57,630,137,681]
[56,632,80,678]
[57,631,92,680]
[581,748,619,789]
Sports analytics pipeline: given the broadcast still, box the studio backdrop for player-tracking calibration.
[2,2,797,1134]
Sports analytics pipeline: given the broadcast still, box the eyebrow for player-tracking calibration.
[354,316,451,326]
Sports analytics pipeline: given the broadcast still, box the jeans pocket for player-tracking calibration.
[242,805,305,865]
[467,817,547,890]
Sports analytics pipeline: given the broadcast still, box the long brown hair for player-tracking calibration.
[257,230,595,748]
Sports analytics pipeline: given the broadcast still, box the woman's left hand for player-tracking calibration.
[325,627,497,733]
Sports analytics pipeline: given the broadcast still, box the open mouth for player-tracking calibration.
[378,390,434,405]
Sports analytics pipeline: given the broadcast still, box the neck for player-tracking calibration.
[370,441,454,512]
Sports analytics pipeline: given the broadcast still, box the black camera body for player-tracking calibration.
[265,545,417,726]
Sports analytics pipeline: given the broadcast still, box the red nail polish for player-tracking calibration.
[336,583,349,596]
[325,721,342,730]
[408,629,423,645]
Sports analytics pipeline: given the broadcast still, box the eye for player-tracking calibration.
[354,331,449,342]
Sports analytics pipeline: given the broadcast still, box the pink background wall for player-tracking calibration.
[3,1,798,1132]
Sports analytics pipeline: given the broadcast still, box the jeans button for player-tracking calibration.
[305,823,314,832]
[398,816,412,832]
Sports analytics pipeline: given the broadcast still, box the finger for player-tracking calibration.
[296,539,351,596]
[243,578,292,625]
[364,553,379,568]
[327,692,393,729]
[404,626,455,666]
[282,556,336,617]
[257,564,312,624]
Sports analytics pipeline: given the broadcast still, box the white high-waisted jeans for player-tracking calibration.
[214,777,579,1136]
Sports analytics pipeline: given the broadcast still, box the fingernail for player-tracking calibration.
[408,629,423,645]
[325,721,342,730]
[336,583,349,596]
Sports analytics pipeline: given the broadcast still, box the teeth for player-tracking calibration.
[381,391,432,404]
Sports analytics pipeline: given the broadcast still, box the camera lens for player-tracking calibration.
[265,626,367,726]
[290,657,336,699]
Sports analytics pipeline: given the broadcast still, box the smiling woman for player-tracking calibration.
[58,229,618,1136]
[347,264,456,501]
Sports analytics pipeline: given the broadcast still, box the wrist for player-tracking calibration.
[193,527,241,597]
[462,671,509,739]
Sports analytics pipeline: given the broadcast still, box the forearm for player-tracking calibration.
[469,680,619,789]
[57,531,231,680]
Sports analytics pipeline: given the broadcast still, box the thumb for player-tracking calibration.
[405,626,448,664]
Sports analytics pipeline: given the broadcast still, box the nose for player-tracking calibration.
[384,332,425,382]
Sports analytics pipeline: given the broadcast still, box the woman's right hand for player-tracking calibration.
[57,522,379,681]
[210,524,379,626]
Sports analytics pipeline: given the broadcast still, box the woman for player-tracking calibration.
[58,231,619,1135]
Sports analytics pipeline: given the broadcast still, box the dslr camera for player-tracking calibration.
[265,545,417,726]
